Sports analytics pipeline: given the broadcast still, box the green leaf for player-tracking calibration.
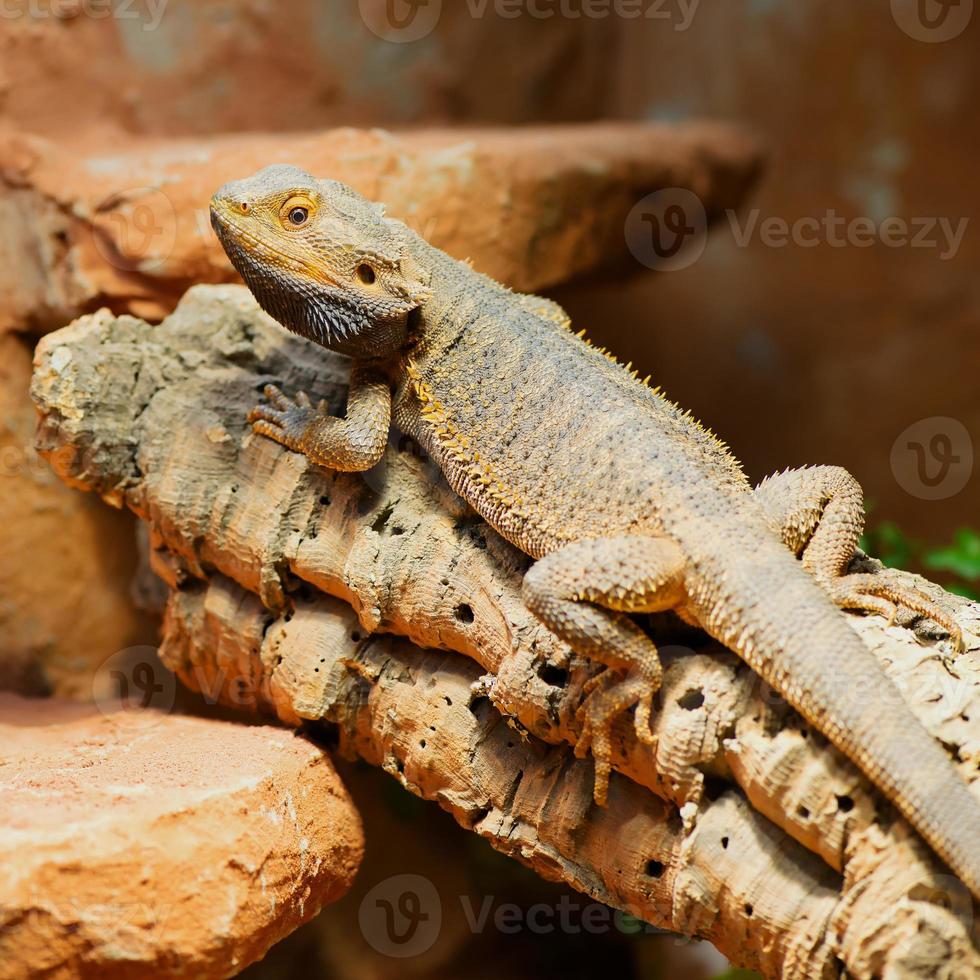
[944,582,980,601]
[861,521,915,569]
[923,527,980,581]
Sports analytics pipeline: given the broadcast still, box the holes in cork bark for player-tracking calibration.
[370,503,395,534]
[836,794,854,813]
[644,860,665,879]
[720,836,729,850]
[454,603,475,625]
[469,695,491,720]
[677,688,705,710]
[537,663,569,688]
[703,775,728,802]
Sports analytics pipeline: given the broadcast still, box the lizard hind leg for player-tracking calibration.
[521,535,687,805]
[754,465,963,649]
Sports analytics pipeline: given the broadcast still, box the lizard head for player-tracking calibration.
[210,165,431,357]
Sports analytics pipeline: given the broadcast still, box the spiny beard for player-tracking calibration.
[220,235,369,349]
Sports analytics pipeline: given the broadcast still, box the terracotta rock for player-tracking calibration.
[0,122,761,332]
[0,7,613,142]
[0,332,155,698]
[0,694,363,979]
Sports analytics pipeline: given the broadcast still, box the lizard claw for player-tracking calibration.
[828,571,963,651]
[249,386,319,453]
[575,668,658,806]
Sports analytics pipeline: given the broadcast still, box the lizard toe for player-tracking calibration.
[262,383,292,409]
[828,573,963,650]
[248,404,288,426]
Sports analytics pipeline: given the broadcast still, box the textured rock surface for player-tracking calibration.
[0,332,155,698]
[29,286,980,978]
[0,693,363,979]
[0,122,761,332]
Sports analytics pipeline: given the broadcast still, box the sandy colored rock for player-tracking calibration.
[0,332,155,698]
[0,693,363,980]
[29,287,980,978]
[0,121,761,332]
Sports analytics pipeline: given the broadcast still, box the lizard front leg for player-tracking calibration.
[249,363,391,472]
[754,465,962,646]
[522,535,686,804]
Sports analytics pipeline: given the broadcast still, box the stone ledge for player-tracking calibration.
[0,121,762,332]
[0,694,364,979]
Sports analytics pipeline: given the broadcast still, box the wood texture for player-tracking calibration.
[31,285,980,978]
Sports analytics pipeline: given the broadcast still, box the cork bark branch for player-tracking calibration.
[31,286,980,978]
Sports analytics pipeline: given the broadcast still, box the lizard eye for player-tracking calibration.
[280,195,315,229]
[356,263,376,285]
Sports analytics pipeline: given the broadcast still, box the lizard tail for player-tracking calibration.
[698,540,980,901]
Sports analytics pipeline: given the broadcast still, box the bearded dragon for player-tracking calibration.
[210,165,980,899]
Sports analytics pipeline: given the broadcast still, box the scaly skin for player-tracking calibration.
[210,166,980,899]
